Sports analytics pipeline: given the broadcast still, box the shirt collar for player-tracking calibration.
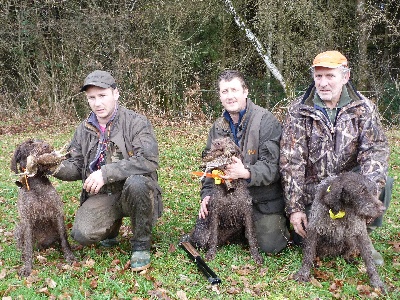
[223,107,247,125]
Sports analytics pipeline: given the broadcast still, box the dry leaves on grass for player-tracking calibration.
[176,290,188,300]
[231,264,256,276]
[388,241,400,252]
[0,268,7,280]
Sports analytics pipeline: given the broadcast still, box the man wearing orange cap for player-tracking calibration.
[279,51,392,265]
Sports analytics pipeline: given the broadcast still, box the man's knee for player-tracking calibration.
[124,175,152,195]
[71,227,98,246]
[254,214,289,254]
[371,176,394,229]
[71,194,122,245]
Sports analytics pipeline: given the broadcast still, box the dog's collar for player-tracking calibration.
[329,209,345,219]
[326,185,345,219]
[192,170,226,185]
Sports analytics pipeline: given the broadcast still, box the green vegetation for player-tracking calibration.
[1,1,399,125]
[0,123,399,299]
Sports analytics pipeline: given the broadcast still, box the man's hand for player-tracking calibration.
[221,156,250,180]
[290,211,308,238]
[83,170,105,194]
[199,196,210,219]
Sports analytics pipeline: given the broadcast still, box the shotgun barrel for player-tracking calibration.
[179,241,222,285]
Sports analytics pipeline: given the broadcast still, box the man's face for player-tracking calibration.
[313,66,349,104]
[219,77,248,113]
[86,86,119,125]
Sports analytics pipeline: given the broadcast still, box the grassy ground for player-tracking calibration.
[0,122,399,299]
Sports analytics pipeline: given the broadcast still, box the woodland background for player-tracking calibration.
[0,1,400,298]
[0,0,399,126]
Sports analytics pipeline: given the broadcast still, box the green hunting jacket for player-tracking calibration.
[54,106,162,221]
[201,99,285,217]
[280,82,389,216]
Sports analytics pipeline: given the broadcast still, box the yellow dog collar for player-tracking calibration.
[212,170,224,184]
[329,209,345,219]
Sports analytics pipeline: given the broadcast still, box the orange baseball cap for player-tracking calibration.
[312,51,348,68]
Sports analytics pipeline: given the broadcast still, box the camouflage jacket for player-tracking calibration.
[280,82,389,216]
[201,99,285,217]
[54,106,162,220]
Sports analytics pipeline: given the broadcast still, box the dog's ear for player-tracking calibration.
[10,146,22,173]
[11,139,36,173]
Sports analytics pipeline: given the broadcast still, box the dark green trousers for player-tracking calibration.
[71,175,155,251]
[253,212,290,253]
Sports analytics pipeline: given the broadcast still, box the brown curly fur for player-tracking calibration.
[190,137,263,265]
[11,139,76,277]
[294,172,386,291]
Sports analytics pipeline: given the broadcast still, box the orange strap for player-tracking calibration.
[21,168,30,191]
[191,171,226,184]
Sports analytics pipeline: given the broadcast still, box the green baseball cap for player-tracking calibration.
[81,70,116,92]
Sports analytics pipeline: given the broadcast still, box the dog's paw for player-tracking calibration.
[205,250,216,261]
[370,279,386,294]
[292,271,310,282]
[66,254,77,264]
[251,252,263,265]
[18,265,32,277]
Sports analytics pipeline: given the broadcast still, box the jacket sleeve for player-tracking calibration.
[101,116,159,184]
[53,126,85,182]
[358,101,389,194]
[279,105,309,215]
[246,113,281,187]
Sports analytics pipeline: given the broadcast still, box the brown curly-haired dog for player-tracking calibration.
[11,139,76,277]
[190,137,263,265]
[294,172,386,291]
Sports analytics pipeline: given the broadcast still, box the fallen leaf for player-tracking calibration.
[0,268,6,280]
[37,255,47,263]
[168,243,176,253]
[226,286,241,294]
[111,259,120,266]
[211,285,220,294]
[388,241,400,252]
[148,288,172,300]
[176,290,188,300]
[178,274,189,282]
[314,269,331,280]
[45,277,57,288]
[259,267,268,276]
[90,279,98,289]
[329,282,341,293]
[84,258,95,268]
[37,287,50,295]
[356,284,372,295]
[123,260,131,270]
[310,277,323,288]
[236,268,251,276]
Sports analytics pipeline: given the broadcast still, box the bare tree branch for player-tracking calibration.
[222,0,286,92]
